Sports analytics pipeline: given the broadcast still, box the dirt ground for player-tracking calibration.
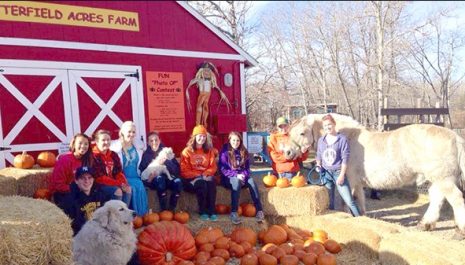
[364,187,465,244]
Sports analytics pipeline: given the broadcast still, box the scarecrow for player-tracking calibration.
[186,62,231,127]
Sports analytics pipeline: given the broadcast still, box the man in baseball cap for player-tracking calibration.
[61,166,109,235]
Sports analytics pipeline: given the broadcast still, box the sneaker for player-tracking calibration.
[256,210,265,223]
[230,212,242,225]
[200,214,209,221]
[209,214,218,222]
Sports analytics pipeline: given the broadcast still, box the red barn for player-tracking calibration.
[0,1,256,168]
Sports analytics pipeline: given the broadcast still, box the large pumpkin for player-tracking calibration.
[13,151,35,169]
[263,225,287,245]
[138,221,197,265]
[37,151,56,167]
[231,227,257,246]
[263,172,278,187]
[291,172,306,188]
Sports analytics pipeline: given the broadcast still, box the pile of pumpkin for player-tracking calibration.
[133,210,190,228]
[13,151,56,169]
[137,221,341,265]
[263,172,307,188]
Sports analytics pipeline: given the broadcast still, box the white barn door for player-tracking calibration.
[0,60,145,168]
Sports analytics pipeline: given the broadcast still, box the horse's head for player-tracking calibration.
[283,115,322,160]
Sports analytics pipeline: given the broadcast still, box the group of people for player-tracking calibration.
[49,113,363,236]
[49,122,265,235]
[268,114,361,217]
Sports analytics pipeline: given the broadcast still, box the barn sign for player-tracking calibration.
[0,1,139,31]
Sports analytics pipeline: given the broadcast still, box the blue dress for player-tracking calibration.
[122,146,149,216]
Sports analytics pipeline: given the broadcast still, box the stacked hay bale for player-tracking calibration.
[0,196,73,265]
[0,166,52,197]
[0,173,17,196]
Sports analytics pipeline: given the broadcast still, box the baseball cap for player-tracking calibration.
[276,117,289,127]
[75,166,94,179]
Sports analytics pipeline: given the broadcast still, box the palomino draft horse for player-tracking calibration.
[283,113,465,238]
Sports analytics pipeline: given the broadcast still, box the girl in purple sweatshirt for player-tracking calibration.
[218,131,264,224]
[316,114,360,216]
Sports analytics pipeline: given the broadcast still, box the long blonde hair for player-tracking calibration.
[119,121,136,159]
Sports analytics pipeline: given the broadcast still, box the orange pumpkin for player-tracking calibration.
[209,256,226,265]
[263,225,288,245]
[323,239,341,254]
[271,247,286,260]
[33,188,52,200]
[215,236,231,249]
[198,227,224,243]
[237,205,243,216]
[231,227,257,246]
[259,253,278,265]
[302,253,318,265]
[174,211,189,224]
[195,251,211,264]
[200,243,215,253]
[241,204,256,217]
[13,151,35,169]
[241,253,258,265]
[137,221,197,265]
[216,204,229,214]
[229,243,245,258]
[280,255,299,265]
[212,248,230,260]
[291,172,306,188]
[263,172,278,187]
[276,177,290,188]
[159,210,174,221]
[317,253,336,265]
[143,211,160,225]
[305,242,325,256]
[37,151,56,167]
[133,216,143,229]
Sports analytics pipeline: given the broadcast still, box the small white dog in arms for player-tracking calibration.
[73,200,137,265]
[141,147,176,181]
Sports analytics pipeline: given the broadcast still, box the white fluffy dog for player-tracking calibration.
[141,147,175,181]
[73,200,137,265]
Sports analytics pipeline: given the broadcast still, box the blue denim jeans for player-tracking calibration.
[100,185,131,206]
[278,172,294,180]
[322,169,361,216]
[221,176,263,212]
[144,175,183,211]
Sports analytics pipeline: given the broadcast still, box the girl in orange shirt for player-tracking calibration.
[180,125,218,221]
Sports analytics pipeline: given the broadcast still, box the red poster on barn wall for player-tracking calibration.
[146,72,186,132]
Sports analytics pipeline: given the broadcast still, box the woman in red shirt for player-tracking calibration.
[92,129,132,205]
[49,133,93,210]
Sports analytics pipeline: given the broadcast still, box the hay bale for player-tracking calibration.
[0,174,17,196]
[379,231,465,265]
[258,182,329,217]
[0,167,52,197]
[0,196,73,265]
[187,214,268,235]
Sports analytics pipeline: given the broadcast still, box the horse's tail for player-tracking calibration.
[457,134,465,191]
